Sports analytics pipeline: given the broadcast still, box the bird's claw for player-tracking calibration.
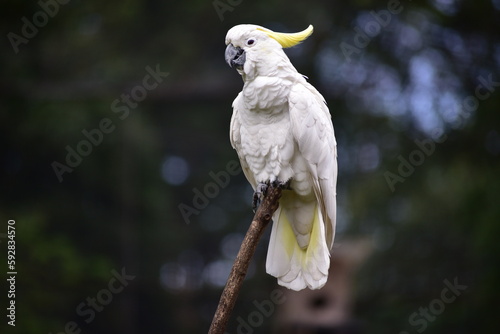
[271,179,291,190]
[252,182,269,212]
[252,179,291,212]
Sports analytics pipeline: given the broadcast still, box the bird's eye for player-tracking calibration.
[246,38,256,46]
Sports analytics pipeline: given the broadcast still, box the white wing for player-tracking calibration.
[230,92,257,189]
[288,82,337,248]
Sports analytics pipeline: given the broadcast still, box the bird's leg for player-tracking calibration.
[272,179,292,190]
[252,181,269,213]
[253,179,291,212]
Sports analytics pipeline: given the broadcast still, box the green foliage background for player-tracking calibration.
[1,0,499,333]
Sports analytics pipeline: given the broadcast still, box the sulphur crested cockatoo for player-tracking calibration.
[225,24,337,291]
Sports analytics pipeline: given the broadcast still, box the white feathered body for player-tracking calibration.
[227,25,337,290]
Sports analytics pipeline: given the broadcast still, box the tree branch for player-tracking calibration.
[208,185,282,334]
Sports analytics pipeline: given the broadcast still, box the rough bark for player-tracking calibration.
[208,185,282,334]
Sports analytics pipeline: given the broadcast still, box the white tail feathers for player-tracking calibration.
[266,203,330,290]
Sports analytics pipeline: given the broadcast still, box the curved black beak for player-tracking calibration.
[225,44,245,69]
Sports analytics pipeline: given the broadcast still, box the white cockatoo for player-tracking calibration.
[225,24,337,291]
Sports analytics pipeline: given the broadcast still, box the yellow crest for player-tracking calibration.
[257,25,314,48]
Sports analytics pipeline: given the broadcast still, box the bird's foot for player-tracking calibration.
[271,179,291,190]
[253,181,269,213]
[252,179,291,212]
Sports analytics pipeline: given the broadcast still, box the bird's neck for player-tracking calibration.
[242,49,299,81]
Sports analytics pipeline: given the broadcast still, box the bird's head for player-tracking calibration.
[225,24,313,77]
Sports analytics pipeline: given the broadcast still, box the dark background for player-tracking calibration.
[1,0,499,333]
